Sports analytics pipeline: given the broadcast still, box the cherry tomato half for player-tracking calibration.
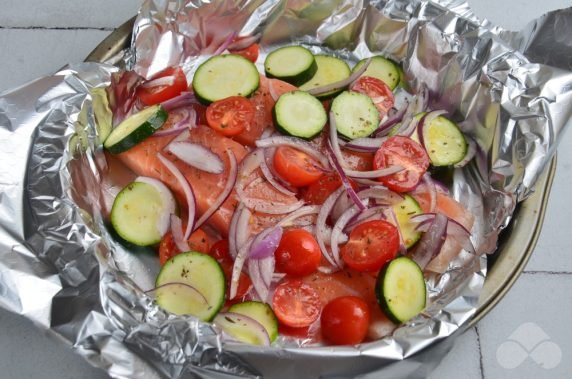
[229,43,260,63]
[321,296,370,345]
[273,146,323,187]
[302,173,343,205]
[275,229,321,277]
[158,229,210,265]
[373,135,430,193]
[341,220,399,272]
[272,280,321,328]
[137,67,188,106]
[209,239,231,263]
[350,76,395,116]
[206,96,255,137]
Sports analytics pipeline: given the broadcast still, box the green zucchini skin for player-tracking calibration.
[331,91,380,140]
[353,56,400,90]
[192,54,260,104]
[104,105,167,154]
[299,55,351,99]
[264,46,318,87]
[155,251,226,321]
[273,91,327,140]
[228,301,279,342]
[422,116,467,167]
[392,195,423,249]
[376,256,426,324]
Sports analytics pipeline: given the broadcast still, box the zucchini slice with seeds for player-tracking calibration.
[264,46,317,86]
[331,91,380,139]
[273,91,327,139]
[353,56,400,90]
[192,54,260,104]
[104,104,167,154]
[299,55,351,99]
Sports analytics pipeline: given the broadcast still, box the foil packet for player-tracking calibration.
[1,0,571,378]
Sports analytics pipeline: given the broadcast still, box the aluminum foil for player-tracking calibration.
[1,0,572,378]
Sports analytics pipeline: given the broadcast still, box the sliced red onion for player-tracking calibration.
[214,312,271,346]
[146,282,209,306]
[160,92,199,112]
[259,256,275,288]
[277,205,320,227]
[307,58,371,96]
[316,187,345,268]
[408,213,448,269]
[454,137,477,168]
[228,203,248,260]
[268,79,280,102]
[358,186,404,205]
[325,141,366,211]
[230,238,253,299]
[260,149,296,196]
[194,150,238,230]
[236,151,304,214]
[213,32,237,55]
[386,208,406,255]
[328,110,348,167]
[134,176,176,237]
[255,137,329,168]
[413,84,429,114]
[140,75,175,89]
[421,173,437,213]
[344,205,387,232]
[170,214,190,252]
[418,110,449,148]
[228,35,259,50]
[446,218,476,254]
[248,258,270,302]
[345,165,404,179]
[318,265,339,274]
[158,154,196,240]
[375,105,407,136]
[413,213,475,254]
[166,141,224,174]
[339,137,387,152]
[249,226,283,260]
[153,108,195,137]
[331,205,362,267]
[331,193,354,222]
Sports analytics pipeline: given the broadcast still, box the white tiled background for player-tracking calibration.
[0,0,570,378]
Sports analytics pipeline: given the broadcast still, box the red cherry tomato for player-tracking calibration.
[320,296,370,345]
[137,67,188,106]
[206,96,255,137]
[341,220,399,272]
[272,280,321,328]
[373,135,430,193]
[274,229,321,277]
[302,173,343,205]
[350,76,394,116]
[273,146,323,187]
[158,229,210,265]
[229,43,260,63]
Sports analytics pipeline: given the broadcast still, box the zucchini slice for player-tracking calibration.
[299,55,351,99]
[104,105,167,154]
[331,91,380,139]
[353,56,400,90]
[264,46,317,86]
[229,301,279,342]
[110,177,176,246]
[192,54,260,104]
[377,256,426,324]
[273,91,327,139]
[155,252,226,321]
[392,195,423,249]
[421,116,467,166]
[90,87,113,144]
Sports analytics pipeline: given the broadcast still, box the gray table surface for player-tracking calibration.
[1,0,571,378]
